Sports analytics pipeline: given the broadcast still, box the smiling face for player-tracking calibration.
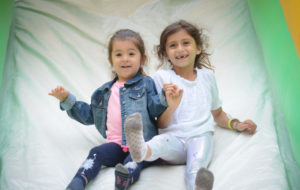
[165,29,201,72]
[111,39,145,82]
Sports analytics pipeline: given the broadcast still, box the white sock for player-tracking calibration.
[124,113,147,162]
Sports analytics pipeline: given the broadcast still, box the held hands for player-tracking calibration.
[163,83,183,110]
[48,86,69,102]
[234,120,257,135]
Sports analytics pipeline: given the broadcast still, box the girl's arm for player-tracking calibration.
[146,78,168,118]
[157,106,176,129]
[157,107,176,129]
[48,85,68,101]
[157,83,183,129]
[49,86,94,125]
[211,107,256,134]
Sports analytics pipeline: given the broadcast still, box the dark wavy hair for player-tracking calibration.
[156,20,213,70]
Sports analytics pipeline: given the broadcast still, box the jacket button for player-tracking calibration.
[122,101,126,104]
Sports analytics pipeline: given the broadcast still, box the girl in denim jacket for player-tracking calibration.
[49,29,170,190]
[124,20,257,190]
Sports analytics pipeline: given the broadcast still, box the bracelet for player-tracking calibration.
[228,119,240,131]
[227,119,234,130]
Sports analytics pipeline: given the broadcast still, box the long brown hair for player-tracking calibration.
[156,20,213,70]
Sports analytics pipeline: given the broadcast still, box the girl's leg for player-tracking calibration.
[124,113,147,162]
[66,142,127,190]
[114,154,152,190]
[146,134,186,164]
[185,132,214,190]
[125,113,186,164]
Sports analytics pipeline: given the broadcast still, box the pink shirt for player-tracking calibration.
[106,81,128,151]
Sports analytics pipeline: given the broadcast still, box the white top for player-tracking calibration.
[153,68,222,138]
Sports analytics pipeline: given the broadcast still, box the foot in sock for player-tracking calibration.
[66,177,85,190]
[195,168,214,190]
[115,163,130,190]
[124,113,147,162]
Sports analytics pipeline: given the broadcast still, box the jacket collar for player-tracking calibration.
[124,73,143,86]
[102,73,143,90]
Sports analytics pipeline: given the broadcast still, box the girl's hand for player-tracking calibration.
[163,83,183,110]
[235,120,257,135]
[48,86,69,102]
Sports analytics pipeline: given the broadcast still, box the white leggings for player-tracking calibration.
[147,132,213,190]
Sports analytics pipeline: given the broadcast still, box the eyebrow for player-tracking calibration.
[113,48,138,52]
[112,48,137,53]
[167,38,191,44]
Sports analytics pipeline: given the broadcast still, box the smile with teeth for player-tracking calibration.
[176,54,188,59]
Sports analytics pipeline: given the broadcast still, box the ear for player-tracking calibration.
[164,52,170,61]
[196,45,202,55]
[140,55,147,66]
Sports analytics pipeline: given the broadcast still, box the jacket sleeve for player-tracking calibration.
[60,93,94,125]
[145,77,168,119]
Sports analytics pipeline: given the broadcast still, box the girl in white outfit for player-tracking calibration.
[124,20,257,190]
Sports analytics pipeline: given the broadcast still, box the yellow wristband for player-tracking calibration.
[228,119,233,130]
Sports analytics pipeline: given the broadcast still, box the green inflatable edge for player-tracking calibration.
[248,0,300,189]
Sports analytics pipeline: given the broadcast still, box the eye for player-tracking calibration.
[169,43,176,48]
[183,41,190,45]
[115,53,122,57]
[129,52,135,56]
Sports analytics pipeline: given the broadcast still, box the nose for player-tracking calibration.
[121,55,129,62]
[177,44,184,52]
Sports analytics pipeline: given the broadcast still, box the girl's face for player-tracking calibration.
[111,40,145,82]
[165,29,201,71]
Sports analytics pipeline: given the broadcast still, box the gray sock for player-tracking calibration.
[195,168,214,190]
[66,177,85,190]
[124,112,147,162]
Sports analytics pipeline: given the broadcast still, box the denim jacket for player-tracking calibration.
[60,73,167,145]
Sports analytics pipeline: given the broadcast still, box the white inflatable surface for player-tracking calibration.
[0,0,292,189]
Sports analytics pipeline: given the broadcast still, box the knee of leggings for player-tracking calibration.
[159,135,170,144]
[150,135,171,152]
[88,147,104,159]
